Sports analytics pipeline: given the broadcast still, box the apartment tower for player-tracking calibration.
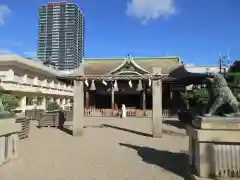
[37,2,84,70]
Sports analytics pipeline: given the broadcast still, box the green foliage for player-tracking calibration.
[181,88,209,108]
[226,61,240,100]
[46,101,60,111]
[0,93,20,111]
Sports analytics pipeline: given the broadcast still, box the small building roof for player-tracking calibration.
[0,54,66,77]
[72,56,182,76]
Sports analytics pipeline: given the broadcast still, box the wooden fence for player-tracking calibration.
[84,108,177,118]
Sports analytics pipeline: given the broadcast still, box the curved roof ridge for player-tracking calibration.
[107,56,150,75]
[83,56,180,61]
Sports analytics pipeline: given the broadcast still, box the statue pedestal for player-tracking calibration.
[0,118,21,166]
[187,116,240,179]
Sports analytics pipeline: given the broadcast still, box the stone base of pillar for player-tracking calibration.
[152,112,162,138]
[152,130,162,138]
[72,128,84,136]
[0,132,20,166]
[186,117,240,179]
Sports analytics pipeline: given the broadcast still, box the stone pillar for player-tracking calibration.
[6,69,14,82]
[85,90,90,108]
[62,98,66,106]
[152,68,162,138]
[73,66,84,136]
[42,96,46,110]
[20,96,26,112]
[73,80,84,136]
[60,98,66,110]
[56,98,60,105]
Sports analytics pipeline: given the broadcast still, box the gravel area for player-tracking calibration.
[0,118,189,180]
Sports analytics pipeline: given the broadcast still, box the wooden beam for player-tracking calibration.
[65,74,165,81]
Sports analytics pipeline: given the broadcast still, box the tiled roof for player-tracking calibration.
[72,56,181,76]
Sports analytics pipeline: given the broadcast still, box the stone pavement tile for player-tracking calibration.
[0,119,189,180]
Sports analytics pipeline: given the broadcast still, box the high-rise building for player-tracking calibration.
[37,2,84,70]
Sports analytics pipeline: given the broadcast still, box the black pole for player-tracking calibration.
[219,56,222,73]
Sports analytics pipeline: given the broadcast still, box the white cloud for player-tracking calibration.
[0,49,12,54]
[125,0,177,24]
[0,4,11,26]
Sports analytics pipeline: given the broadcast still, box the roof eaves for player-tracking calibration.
[17,56,62,76]
[83,56,181,62]
[0,54,64,77]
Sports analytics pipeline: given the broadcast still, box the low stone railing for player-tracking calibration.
[84,108,119,117]
[25,109,44,121]
[38,112,59,128]
[38,110,66,128]
[15,117,31,139]
[0,119,21,166]
[162,109,178,118]
[64,111,73,121]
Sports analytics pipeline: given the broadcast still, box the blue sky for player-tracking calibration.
[0,0,239,65]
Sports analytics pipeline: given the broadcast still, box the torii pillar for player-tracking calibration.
[152,67,163,138]
[72,66,84,136]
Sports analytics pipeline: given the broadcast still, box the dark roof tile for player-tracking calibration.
[72,56,181,76]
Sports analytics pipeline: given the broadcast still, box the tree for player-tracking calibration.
[226,60,240,101]
[0,92,20,111]
[181,87,208,109]
[46,101,60,111]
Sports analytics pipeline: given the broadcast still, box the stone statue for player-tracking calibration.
[203,72,240,117]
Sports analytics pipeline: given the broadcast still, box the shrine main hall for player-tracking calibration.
[63,55,186,137]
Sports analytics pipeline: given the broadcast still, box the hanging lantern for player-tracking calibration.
[102,79,107,86]
[148,79,152,87]
[89,80,96,91]
[84,79,89,87]
[128,80,133,88]
[113,80,119,91]
[137,79,143,91]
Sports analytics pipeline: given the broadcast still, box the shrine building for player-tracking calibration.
[64,54,186,136]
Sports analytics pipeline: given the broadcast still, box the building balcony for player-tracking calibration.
[0,74,73,97]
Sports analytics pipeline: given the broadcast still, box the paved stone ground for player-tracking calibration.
[0,118,189,180]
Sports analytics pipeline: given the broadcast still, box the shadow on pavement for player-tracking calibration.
[58,126,73,136]
[163,120,186,129]
[58,124,104,135]
[102,124,153,137]
[162,129,186,137]
[57,123,186,137]
[84,125,104,128]
[119,143,190,180]
[102,124,186,137]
